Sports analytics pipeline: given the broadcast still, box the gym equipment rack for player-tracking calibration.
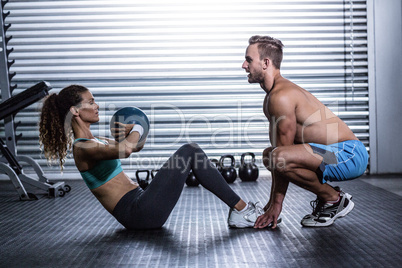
[0,0,70,200]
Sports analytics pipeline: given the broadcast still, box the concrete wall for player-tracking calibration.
[368,0,402,174]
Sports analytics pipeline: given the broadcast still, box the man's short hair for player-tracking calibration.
[249,35,284,69]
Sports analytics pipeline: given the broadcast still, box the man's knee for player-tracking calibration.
[262,146,274,157]
[262,147,275,170]
[262,147,289,173]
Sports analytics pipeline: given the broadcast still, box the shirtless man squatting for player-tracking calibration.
[240,35,369,228]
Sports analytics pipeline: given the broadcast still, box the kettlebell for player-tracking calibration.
[151,169,159,179]
[210,158,221,171]
[185,170,200,187]
[136,170,151,189]
[219,155,237,183]
[239,152,259,181]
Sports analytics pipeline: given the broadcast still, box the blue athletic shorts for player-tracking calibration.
[309,140,369,184]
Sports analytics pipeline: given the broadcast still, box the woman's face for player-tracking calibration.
[76,90,99,123]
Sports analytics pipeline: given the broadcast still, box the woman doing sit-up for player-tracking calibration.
[39,85,262,230]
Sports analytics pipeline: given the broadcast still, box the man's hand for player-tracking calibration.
[263,201,271,212]
[111,122,134,141]
[254,203,282,229]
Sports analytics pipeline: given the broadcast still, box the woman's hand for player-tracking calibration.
[111,122,134,141]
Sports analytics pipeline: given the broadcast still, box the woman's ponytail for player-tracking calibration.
[39,84,88,169]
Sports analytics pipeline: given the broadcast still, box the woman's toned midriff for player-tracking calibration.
[90,171,139,213]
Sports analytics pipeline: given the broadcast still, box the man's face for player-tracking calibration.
[242,44,264,84]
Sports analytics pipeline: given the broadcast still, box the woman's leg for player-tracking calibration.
[135,143,241,229]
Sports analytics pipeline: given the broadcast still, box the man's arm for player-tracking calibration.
[270,93,297,146]
[269,93,297,202]
[255,92,297,228]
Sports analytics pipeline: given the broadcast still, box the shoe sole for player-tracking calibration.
[228,223,254,228]
[301,194,354,227]
[229,218,282,229]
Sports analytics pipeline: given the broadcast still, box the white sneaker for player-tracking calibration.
[227,202,264,228]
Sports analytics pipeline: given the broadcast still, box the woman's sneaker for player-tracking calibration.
[228,202,264,228]
[301,191,354,227]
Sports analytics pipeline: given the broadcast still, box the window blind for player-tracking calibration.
[1,0,369,174]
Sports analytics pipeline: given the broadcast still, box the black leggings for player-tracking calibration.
[112,143,241,229]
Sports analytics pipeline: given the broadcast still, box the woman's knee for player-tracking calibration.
[174,143,201,167]
[177,143,202,157]
[179,143,200,151]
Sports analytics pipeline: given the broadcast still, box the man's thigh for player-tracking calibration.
[272,144,323,172]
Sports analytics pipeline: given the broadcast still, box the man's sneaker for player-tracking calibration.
[300,191,354,227]
[228,202,264,228]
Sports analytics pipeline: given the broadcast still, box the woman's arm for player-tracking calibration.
[95,136,118,145]
[76,127,144,161]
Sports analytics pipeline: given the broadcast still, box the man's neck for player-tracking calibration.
[261,71,282,94]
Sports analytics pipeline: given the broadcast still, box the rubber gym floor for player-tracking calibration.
[0,174,401,268]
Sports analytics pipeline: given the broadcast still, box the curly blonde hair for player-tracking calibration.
[39,85,89,169]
